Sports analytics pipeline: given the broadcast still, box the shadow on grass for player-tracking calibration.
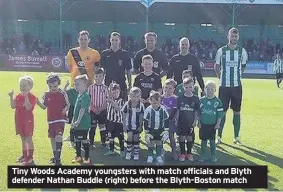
[217,143,280,191]
[222,143,283,169]
[64,139,279,191]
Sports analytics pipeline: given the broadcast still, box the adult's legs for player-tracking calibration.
[217,86,230,144]
[231,86,243,144]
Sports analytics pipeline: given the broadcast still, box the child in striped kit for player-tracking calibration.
[122,87,144,161]
[104,83,125,157]
[144,91,169,165]
[88,68,108,148]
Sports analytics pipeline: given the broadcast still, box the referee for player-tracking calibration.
[100,32,132,101]
[167,37,205,95]
[133,32,168,77]
[273,53,283,88]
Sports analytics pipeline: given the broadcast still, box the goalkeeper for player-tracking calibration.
[143,91,170,166]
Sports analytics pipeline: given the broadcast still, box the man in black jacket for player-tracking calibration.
[133,32,168,77]
[167,37,205,96]
[100,32,132,101]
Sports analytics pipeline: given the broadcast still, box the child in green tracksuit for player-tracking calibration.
[71,75,91,164]
[198,80,224,163]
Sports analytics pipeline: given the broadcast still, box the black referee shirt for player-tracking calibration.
[133,48,168,75]
[167,53,205,91]
[100,48,132,90]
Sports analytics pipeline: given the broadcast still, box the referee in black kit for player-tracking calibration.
[133,32,168,77]
[100,32,132,101]
[167,37,205,95]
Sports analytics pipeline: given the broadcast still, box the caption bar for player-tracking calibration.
[8,166,267,189]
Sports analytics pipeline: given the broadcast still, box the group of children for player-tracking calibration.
[9,54,224,166]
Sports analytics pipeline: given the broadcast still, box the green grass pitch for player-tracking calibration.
[0,71,282,191]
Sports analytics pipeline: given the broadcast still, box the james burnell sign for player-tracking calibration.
[1,54,65,72]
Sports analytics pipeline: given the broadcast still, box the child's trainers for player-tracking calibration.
[71,156,82,163]
[187,154,194,161]
[16,156,25,163]
[83,158,91,164]
[125,152,131,160]
[120,151,126,158]
[22,158,33,166]
[49,157,55,164]
[147,156,154,164]
[233,137,242,145]
[104,150,116,156]
[211,156,218,163]
[101,143,107,149]
[156,156,164,166]
[133,154,139,161]
[179,154,186,162]
[216,136,222,145]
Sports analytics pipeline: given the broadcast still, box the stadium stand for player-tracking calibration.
[1,32,282,62]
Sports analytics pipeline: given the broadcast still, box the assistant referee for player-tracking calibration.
[133,32,168,77]
[167,37,205,94]
[100,32,132,101]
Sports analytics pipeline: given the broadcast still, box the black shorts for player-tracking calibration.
[219,86,242,112]
[177,126,195,136]
[67,106,75,124]
[90,110,107,125]
[106,121,124,139]
[126,128,140,134]
[199,124,216,140]
[73,130,88,141]
[148,129,164,141]
[276,73,283,79]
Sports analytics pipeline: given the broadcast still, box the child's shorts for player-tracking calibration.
[90,110,107,125]
[106,121,124,138]
[73,129,89,141]
[48,122,65,138]
[148,129,164,141]
[177,126,194,136]
[126,128,140,135]
[199,124,216,140]
[16,120,34,137]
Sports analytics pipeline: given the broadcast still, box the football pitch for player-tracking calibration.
[0,71,283,191]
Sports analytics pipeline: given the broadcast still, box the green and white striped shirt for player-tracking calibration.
[273,59,283,74]
[144,105,169,130]
[215,45,248,87]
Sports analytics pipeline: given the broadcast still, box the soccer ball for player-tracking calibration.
[200,61,205,70]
